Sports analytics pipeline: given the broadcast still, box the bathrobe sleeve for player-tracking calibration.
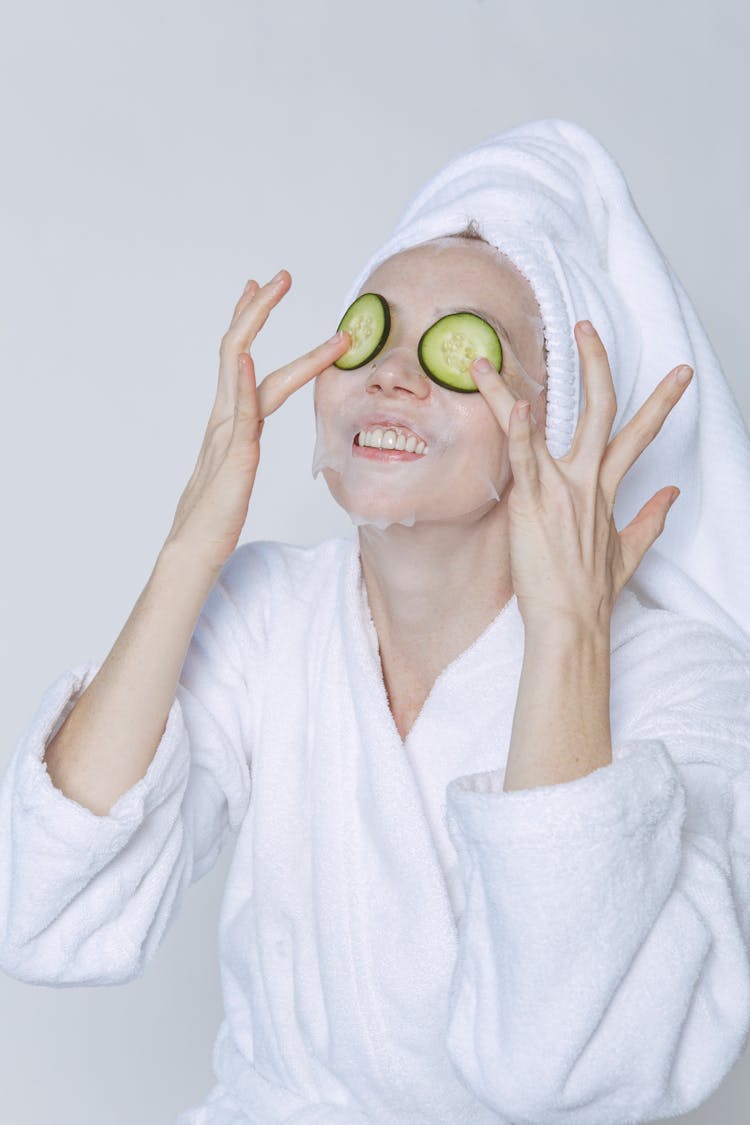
[443,611,750,1125]
[0,540,272,988]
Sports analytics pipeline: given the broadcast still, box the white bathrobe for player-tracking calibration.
[1,536,749,1125]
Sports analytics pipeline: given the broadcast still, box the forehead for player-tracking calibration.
[363,237,539,323]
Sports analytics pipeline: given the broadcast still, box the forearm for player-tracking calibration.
[503,623,613,792]
[43,543,220,817]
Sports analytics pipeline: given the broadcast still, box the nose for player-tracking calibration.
[363,345,432,400]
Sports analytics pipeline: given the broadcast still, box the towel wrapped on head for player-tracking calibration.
[333,118,750,651]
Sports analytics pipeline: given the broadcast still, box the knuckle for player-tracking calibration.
[220,326,243,353]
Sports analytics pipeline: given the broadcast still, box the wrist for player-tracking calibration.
[523,613,611,652]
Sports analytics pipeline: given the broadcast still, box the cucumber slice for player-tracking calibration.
[333,293,390,370]
[418,312,503,393]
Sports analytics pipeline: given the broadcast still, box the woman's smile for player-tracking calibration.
[352,429,428,461]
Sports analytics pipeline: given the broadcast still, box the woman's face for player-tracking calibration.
[312,236,548,529]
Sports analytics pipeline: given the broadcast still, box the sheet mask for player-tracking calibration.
[312,298,546,530]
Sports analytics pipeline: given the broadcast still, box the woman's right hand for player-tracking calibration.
[163,269,350,575]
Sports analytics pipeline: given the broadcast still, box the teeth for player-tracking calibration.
[357,428,428,454]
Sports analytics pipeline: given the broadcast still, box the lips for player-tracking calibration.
[354,417,429,446]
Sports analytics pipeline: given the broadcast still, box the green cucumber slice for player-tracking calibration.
[333,293,390,370]
[418,312,503,393]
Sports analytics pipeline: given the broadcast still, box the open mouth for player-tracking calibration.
[352,435,427,461]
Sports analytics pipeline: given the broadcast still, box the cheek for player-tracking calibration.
[314,368,337,414]
[476,416,511,478]
[471,409,507,454]
[443,415,508,479]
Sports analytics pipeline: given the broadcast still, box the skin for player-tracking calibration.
[313,237,551,735]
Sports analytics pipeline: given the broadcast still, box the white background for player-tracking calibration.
[1,0,748,1121]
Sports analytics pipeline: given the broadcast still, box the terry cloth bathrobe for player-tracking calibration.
[1,535,749,1125]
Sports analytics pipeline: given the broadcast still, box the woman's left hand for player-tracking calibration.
[471,320,694,635]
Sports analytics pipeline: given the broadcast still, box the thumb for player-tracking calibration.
[617,486,678,587]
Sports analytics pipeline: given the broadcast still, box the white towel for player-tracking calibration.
[336,118,750,652]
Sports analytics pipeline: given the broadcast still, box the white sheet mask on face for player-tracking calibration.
[311,305,547,531]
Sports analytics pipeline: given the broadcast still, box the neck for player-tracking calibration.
[356,496,514,685]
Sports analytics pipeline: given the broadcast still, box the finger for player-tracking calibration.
[216,270,292,414]
[600,365,693,500]
[237,353,266,439]
[507,400,541,501]
[616,486,679,587]
[469,356,517,434]
[230,269,291,343]
[192,322,265,482]
[229,279,260,326]
[472,356,548,462]
[563,322,618,467]
[256,330,351,419]
[230,352,264,455]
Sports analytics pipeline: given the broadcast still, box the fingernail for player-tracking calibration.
[579,320,597,336]
[675,365,693,385]
[327,330,347,344]
[270,269,285,285]
[242,279,254,294]
[474,357,493,373]
[668,488,680,507]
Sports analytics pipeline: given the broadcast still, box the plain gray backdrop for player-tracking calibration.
[1,0,748,1121]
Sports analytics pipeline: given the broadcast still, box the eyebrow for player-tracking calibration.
[385,298,514,350]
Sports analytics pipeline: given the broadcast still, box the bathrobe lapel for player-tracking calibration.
[310,539,525,1105]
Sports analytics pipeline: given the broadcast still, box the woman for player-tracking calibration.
[1,119,749,1125]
